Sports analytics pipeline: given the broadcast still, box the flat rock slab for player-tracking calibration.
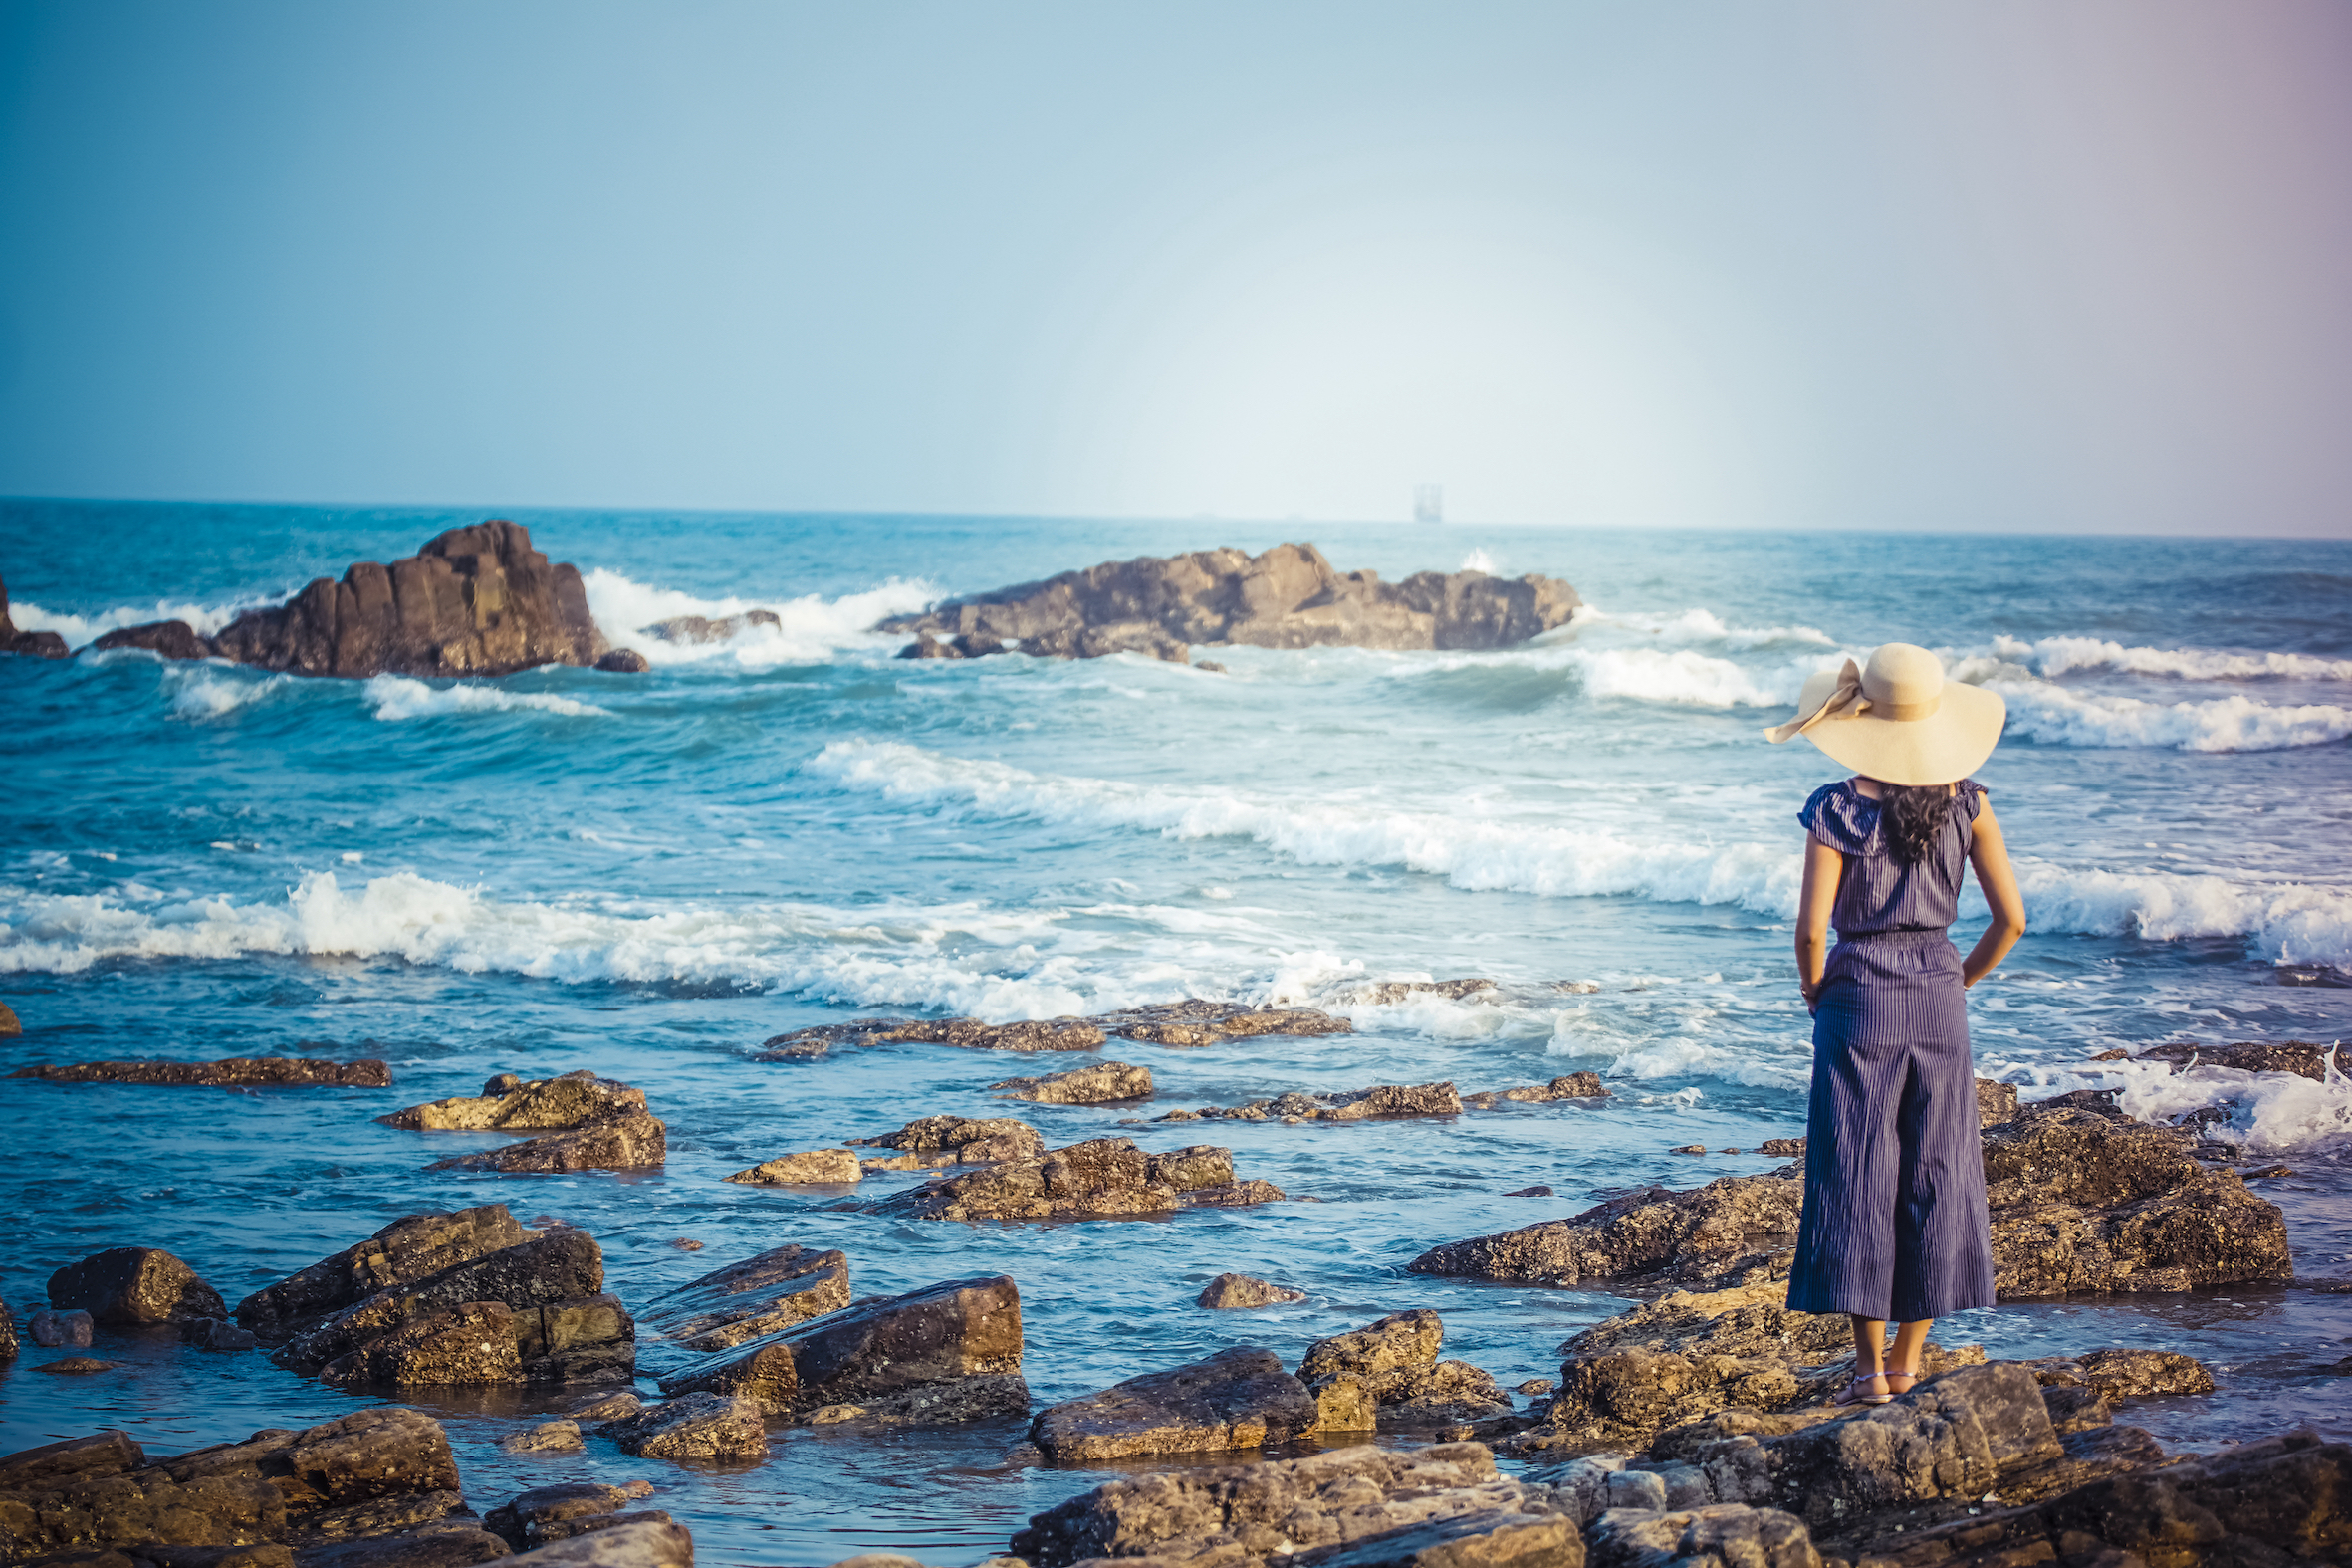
[425,1114,667,1174]
[1463,1074,1607,1107]
[725,1150,862,1185]
[638,1243,851,1359]
[843,1116,1045,1167]
[989,1060,1154,1103]
[1586,1504,1814,1568]
[602,1392,768,1460]
[50,1248,226,1324]
[234,1204,532,1341]
[1030,1345,1322,1461]
[379,1071,645,1131]
[1169,1081,1463,1123]
[8,1057,391,1087]
[758,1001,1352,1059]
[869,1138,1282,1222]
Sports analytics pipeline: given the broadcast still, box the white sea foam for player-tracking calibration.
[581,569,935,667]
[165,668,294,721]
[1992,634,2352,683]
[1992,1052,2352,1154]
[1459,549,1498,574]
[1563,604,1839,650]
[11,591,288,649]
[1991,680,2352,753]
[363,676,609,721]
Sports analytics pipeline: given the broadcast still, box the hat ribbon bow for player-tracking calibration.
[1763,658,1867,744]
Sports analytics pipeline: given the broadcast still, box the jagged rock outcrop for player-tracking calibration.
[2136,1038,2337,1079]
[424,1112,667,1174]
[1463,1074,1607,1108]
[1197,1274,1305,1310]
[1011,1442,1563,1567]
[726,1149,863,1185]
[0,572,70,659]
[637,1244,851,1366]
[843,1115,1045,1169]
[202,522,608,679]
[1299,1311,1518,1437]
[1167,1082,1463,1123]
[234,1204,532,1342]
[656,1274,1025,1425]
[759,1001,1351,1059]
[1029,1346,1325,1461]
[878,543,1581,663]
[9,1057,391,1088]
[49,1249,226,1325]
[377,1070,643,1131]
[869,1138,1282,1221]
[989,1060,1155,1104]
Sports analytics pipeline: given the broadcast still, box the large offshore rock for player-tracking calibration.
[378,1071,645,1132]
[424,1114,666,1174]
[1030,1346,1323,1461]
[1408,1173,1803,1289]
[843,1115,1045,1169]
[637,1243,851,1360]
[277,1229,611,1374]
[8,1057,392,1088]
[989,1060,1154,1104]
[871,1138,1281,1221]
[602,1393,769,1461]
[0,572,70,658]
[0,1431,146,1491]
[657,1274,1023,1422]
[1299,1312,1516,1436]
[877,542,1581,662]
[49,1248,227,1325]
[235,1205,533,1341]
[209,521,607,679]
[1180,1082,1464,1123]
[1011,1442,1549,1567]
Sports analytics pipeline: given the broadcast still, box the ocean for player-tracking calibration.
[1,499,2347,1562]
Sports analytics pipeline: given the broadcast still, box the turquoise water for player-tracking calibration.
[2,501,2348,1562]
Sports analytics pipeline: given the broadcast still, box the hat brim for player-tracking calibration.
[1796,680,2005,786]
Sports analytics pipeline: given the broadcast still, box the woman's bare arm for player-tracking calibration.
[1795,836,1842,1009]
[1963,801,2026,988]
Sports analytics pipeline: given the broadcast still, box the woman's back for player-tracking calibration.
[1799,779,1986,937]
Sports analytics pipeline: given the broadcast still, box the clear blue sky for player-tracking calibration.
[1,1,2347,534]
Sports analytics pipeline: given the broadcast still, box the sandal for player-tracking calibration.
[1832,1371,1893,1408]
[1883,1365,1921,1397]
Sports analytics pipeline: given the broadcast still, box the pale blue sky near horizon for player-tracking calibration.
[1,1,2347,537]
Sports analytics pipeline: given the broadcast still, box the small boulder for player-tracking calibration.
[31,1308,96,1347]
[989,1060,1154,1104]
[425,1112,667,1173]
[594,649,652,674]
[503,1517,693,1566]
[1030,1345,1322,1461]
[1196,1273,1306,1309]
[500,1420,586,1455]
[844,1115,1045,1168]
[49,1247,227,1324]
[33,1356,123,1374]
[603,1392,769,1460]
[0,1002,20,1035]
[177,1316,259,1352]
[379,1070,647,1132]
[569,1391,644,1422]
[725,1149,862,1185]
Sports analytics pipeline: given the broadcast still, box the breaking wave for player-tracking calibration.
[1992,634,2352,683]
[10,591,289,649]
[363,676,609,721]
[1992,681,2352,753]
[581,569,935,667]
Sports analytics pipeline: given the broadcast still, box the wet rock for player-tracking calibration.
[1975,1077,2021,1125]
[658,1274,1023,1423]
[1504,1187,1553,1198]
[1030,1346,1322,1461]
[1183,1082,1463,1122]
[758,1017,1107,1058]
[178,1318,259,1353]
[0,1430,146,1490]
[276,1229,613,1376]
[424,1113,666,1174]
[567,1392,642,1423]
[643,609,780,645]
[1585,1505,1815,1568]
[0,1294,16,1358]
[1299,1311,1516,1436]
[602,1393,769,1460]
[1463,1075,1607,1108]
[33,1356,124,1374]
[209,521,607,680]
[33,1309,97,1348]
[669,1239,701,1252]
[844,1116,1046,1169]
[1670,1145,1706,1156]
[484,1482,635,1549]
[1196,1274,1305,1309]
[878,543,1581,664]
[870,1138,1281,1221]
[235,1205,533,1342]
[499,1422,584,1456]
[1334,978,1500,1006]
[2135,1038,2337,1080]
[8,1057,392,1088]
[0,1001,18,1035]
[1410,1172,1803,1289]
[91,620,216,660]
[593,649,651,674]
[638,1244,851,1360]
[377,1071,645,1132]
[50,1248,227,1325]
[1011,1442,1547,1567]
[1759,1139,1804,1157]
[1518,1380,1553,1396]
[725,1150,862,1185]
[2034,1347,2216,1401]
[501,1517,692,1567]
[0,573,71,658]
[319,1302,524,1388]
[988,1061,1154,1104]
[1100,1000,1355,1047]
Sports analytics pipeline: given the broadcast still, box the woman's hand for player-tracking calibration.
[1963,801,2026,989]
[1795,836,1841,1012]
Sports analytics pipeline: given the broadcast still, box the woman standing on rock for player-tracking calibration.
[1764,643,2026,1407]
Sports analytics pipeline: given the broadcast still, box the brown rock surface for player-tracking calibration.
[1196,1274,1306,1309]
[1585,1505,1813,1568]
[1334,978,1499,1005]
[377,1071,644,1131]
[235,1205,533,1342]
[725,1150,862,1185]
[657,1274,1023,1422]
[1409,1172,1803,1289]
[1463,1075,1607,1108]
[209,522,607,679]
[318,1302,525,1388]
[870,1137,1281,1221]
[90,620,216,661]
[989,1060,1155,1103]
[1101,1000,1356,1047]
[0,572,71,658]
[2135,1038,2337,1080]
[9,1057,391,1088]
[1299,1311,1516,1436]
[638,1244,851,1360]
[423,1113,666,1174]
[877,543,1581,662]
[643,609,779,644]
[49,1249,227,1325]
[276,1229,612,1376]
[758,1016,1107,1058]
[501,1516,692,1567]
[1179,1082,1464,1122]
[601,1393,768,1461]
[844,1115,1045,1168]
[1029,1346,1323,1461]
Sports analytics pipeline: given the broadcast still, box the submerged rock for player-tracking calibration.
[1463,1074,1607,1108]
[642,609,780,645]
[726,1150,863,1185]
[1029,1346,1323,1461]
[424,1112,667,1174]
[8,1056,392,1088]
[377,1070,646,1131]
[49,1248,227,1325]
[877,542,1581,663]
[32,1355,123,1375]
[209,521,608,679]
[1178,1082,1464,1123]
[989,1060,1155,1104]
[1196,1274,1306,1309]
[31,1309,96,1348]
[177,1316,260,1353]
[503,1516,693,1566]
[637,1243,852,1361]
[657,1274,1024,1424]
[235,1204,534,1342]
[869,1138,1282,1221]
[602,1392,769,1461]
[499,1420,585,1456]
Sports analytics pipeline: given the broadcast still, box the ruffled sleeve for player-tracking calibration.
[1798,782,1876,854]
[1955,779,1989,822]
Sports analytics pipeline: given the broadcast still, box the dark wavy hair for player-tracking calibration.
[1881,784,1951,865]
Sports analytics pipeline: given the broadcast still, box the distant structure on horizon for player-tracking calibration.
[1413,483,1444,524]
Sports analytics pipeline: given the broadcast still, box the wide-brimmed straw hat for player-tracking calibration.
[1762,642,2004,786]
